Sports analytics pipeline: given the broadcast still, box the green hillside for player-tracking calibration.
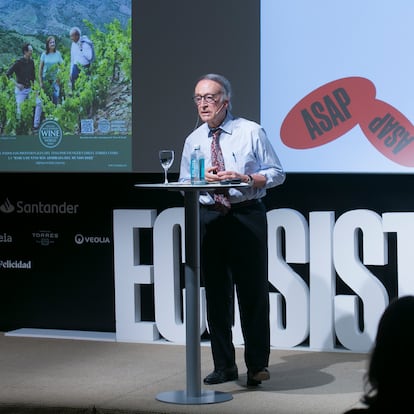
[0,28,48,71]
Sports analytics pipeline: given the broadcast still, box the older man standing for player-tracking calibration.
[179,73,285,387]
[69,27,94,88]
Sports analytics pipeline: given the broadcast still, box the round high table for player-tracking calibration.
[134,181,249,405]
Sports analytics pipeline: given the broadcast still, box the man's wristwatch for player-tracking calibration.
[246,174,254,186]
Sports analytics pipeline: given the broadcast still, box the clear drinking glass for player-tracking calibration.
[159,150,175,184]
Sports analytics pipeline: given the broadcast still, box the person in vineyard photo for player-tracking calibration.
[69,26,94,89]
[6,43,42,132]
[0,16,131,137]
[39,36,64,105]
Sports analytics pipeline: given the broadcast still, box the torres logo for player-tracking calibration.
[281,77,414,167]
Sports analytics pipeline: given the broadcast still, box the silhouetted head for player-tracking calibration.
[363,295,414,409]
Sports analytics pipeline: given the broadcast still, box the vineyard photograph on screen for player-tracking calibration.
[0,0,132,172]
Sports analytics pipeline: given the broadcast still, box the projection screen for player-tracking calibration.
[261,0,414,173]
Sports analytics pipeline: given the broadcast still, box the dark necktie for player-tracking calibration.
[210,128,231,211]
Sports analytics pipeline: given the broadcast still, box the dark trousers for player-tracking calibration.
[70,64,91,88]
[200,200,270,373]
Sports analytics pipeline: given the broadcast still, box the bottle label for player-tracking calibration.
[199,158,205,182]
[190,158,199,183]
[190,149,205,184]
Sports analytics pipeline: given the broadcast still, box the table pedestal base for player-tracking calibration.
[135,183,249,405]
[156,389,233,405]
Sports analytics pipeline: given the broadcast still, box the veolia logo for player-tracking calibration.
[38,120,63,149]
[75,234,111,245]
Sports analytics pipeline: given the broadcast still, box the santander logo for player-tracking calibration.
[280,77,414,167]
[0,198,15,213]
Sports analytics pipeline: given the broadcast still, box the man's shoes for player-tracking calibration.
[247,368,270,387]
[203,366,238,385]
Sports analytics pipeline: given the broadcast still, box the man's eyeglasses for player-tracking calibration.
[193,93,221,105]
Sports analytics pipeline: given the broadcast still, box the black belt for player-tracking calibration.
[231,198,261,209]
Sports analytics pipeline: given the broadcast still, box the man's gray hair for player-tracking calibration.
[69,27,81,37]
[197,73,233,110]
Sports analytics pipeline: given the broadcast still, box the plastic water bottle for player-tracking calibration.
[190,145,205,184]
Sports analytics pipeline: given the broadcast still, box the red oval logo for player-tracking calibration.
[281,77,376,149]
[360,100,414,167]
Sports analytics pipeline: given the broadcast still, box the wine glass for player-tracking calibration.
[159,150,175,184]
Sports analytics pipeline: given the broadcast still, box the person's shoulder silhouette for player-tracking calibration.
[344,295,414,413]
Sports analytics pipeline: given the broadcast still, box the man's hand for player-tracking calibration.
[205,167,246,182]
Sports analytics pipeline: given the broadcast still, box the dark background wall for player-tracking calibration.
[132,0,260,172]
[0,0,411,333]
